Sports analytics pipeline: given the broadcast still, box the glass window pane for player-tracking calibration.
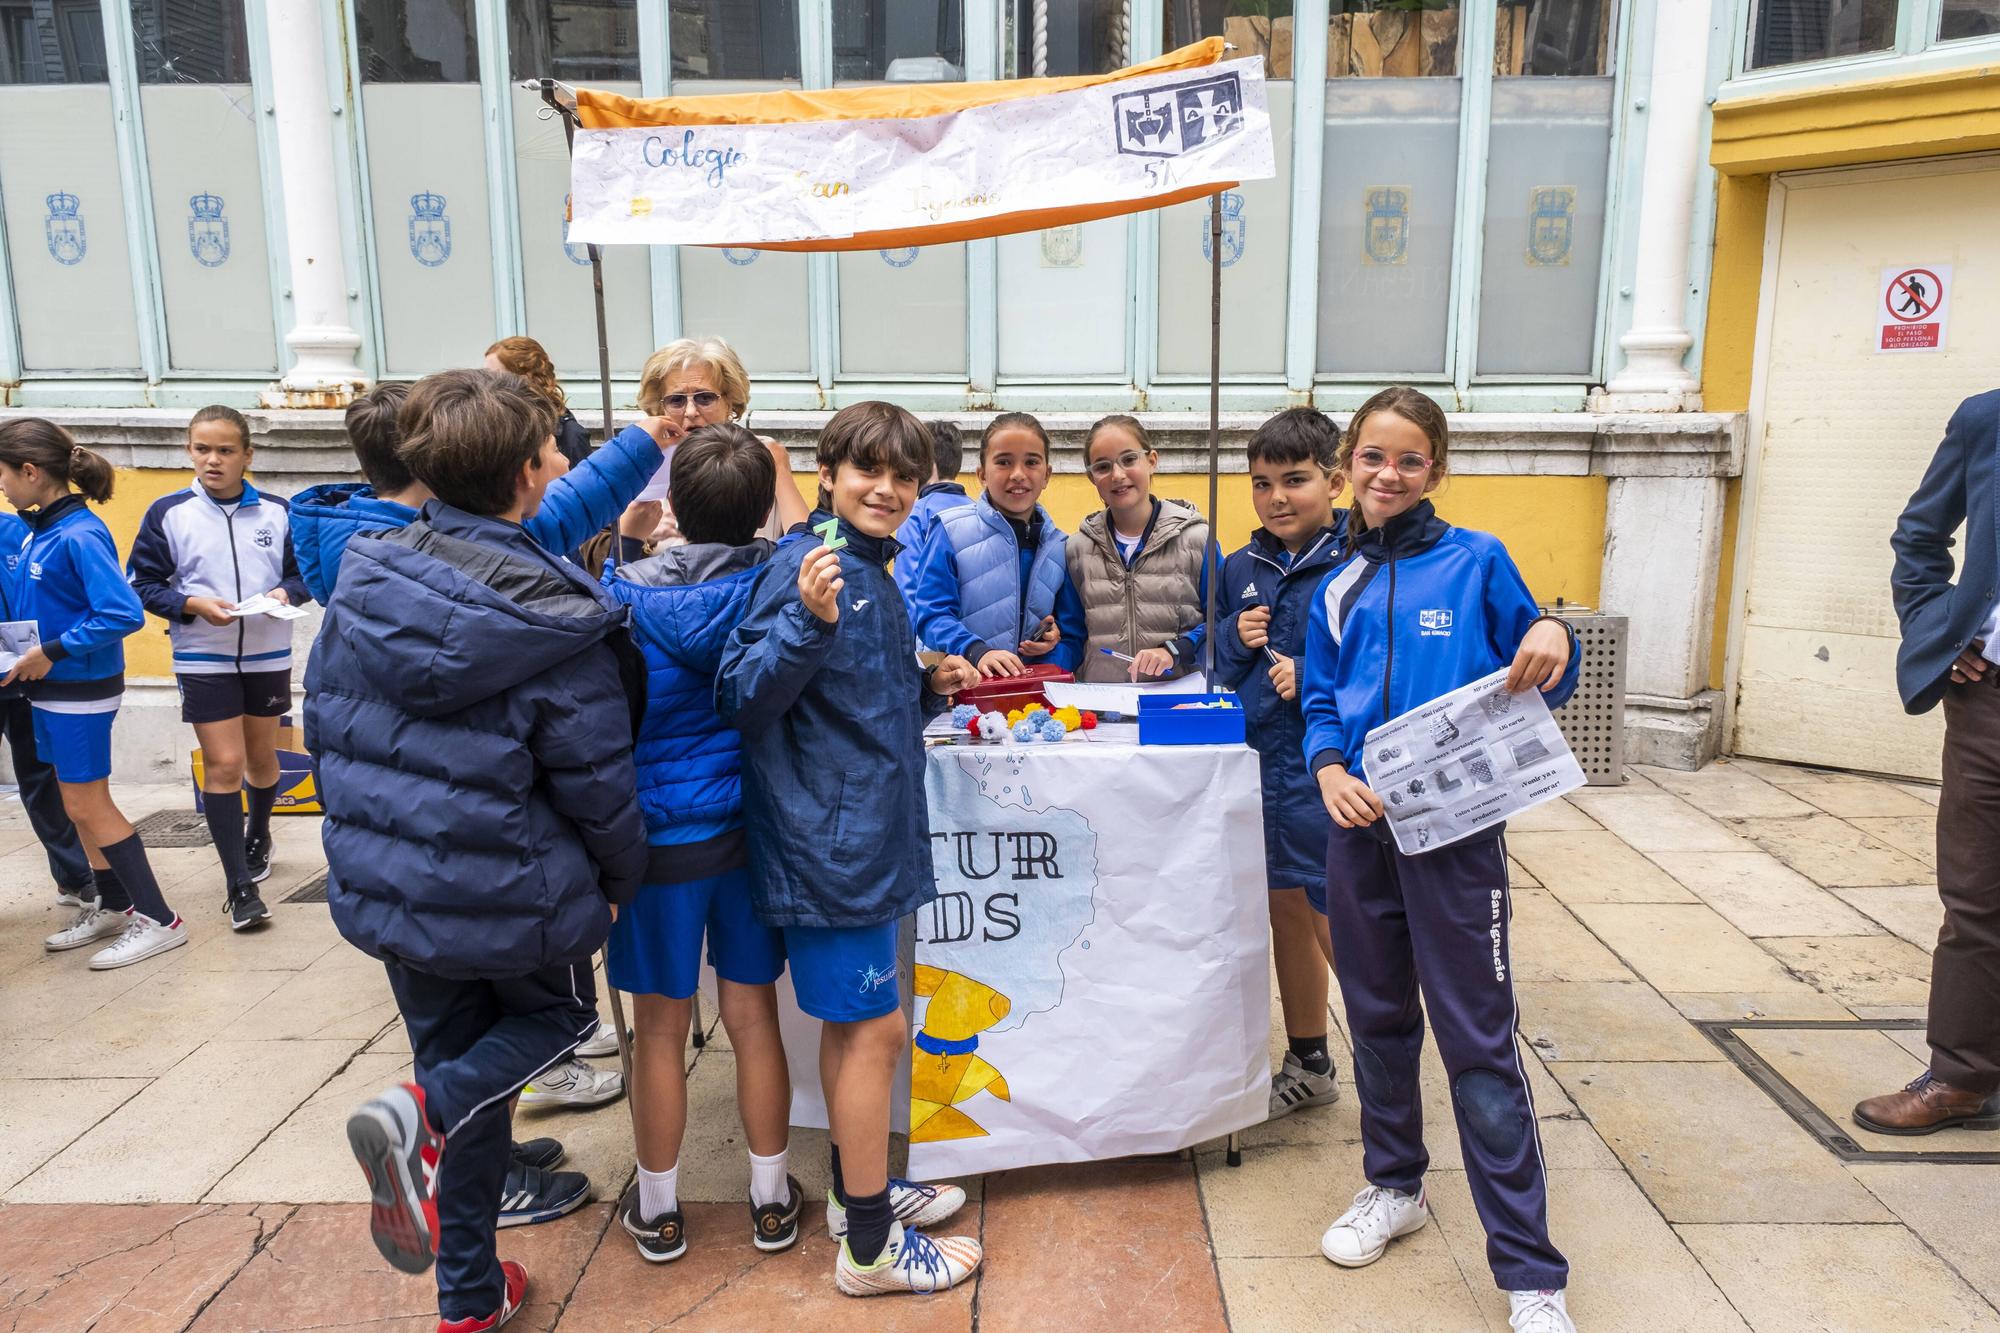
[1317,5,1460,376]
[129,0,248,82]
[671,0,801,82]
[356,0,477,82]
[1746,0,1897,70]
[836,0,963,82]
[508,0,638,80]
[1003,0,1120,77]
[1163,0,1291,78]
[0,0,108,82]
[1477,0,1612,377]
[1939,0,2000,39]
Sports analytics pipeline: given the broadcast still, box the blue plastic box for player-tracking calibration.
[1137,692,1247,745]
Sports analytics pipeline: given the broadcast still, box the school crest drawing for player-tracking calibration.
[722,247,761,266]
[1363,187,1409,266]
[188,192,230,267]
[1039,225,1082,268]
[408,191,451,267]
[1527,186,1575,267]
[1112,72,1243,157]
[562,192,590,266]
[880,246,919,268]
[44,191,85,266]
[1201,190,1246,267]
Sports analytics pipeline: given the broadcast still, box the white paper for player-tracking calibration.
[227,595,308,621]
[635,444,675,502]
[1362,669,1585,856]
[1043,673,1207,717]
[0,620,41,673]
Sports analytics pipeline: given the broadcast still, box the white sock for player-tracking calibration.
[748,1148,789,1208]
[637,1162,678,1219]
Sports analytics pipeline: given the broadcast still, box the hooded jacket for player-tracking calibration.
[717,513,946,929]
[288,422,663,604]
[1067,497,1211,682]
[305,501,648,980]
[603,539,773,880]
[892,480,971,603]
[126,482,310,675]
[906,495,1085,669]
[11,494,144,710]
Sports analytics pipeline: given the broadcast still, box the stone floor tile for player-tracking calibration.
[1847,813,1939,867]
[1507,797,1600,832]
[0,934,186,1035]
[1724,759,1872,789]
[1566,903,1797,993]
[1424,1169,1749,1333]
[206,1052,412,1203]
[511,1075,648,1208]
[194,1202,608,1332]
[1515,981,1722,1063]
[1760,934,1934,1008]
[39,965,292,1078]
[0,1077,146,1193]
[1662,989,1855,1021]
[656,1045,835,1208]
[1506,888,1639,984]
[1734,1027,1994,1157]
[1200,1139,1364,1258]
[1217,1250,1487,1332]
[1851,1164,2000,1308]
[0,1201,287,1333]
[1645,851,1883,938]
[221,940,401,1041]
[1733,814,1934,887]
[1504,831,1698,906]
[1677,1223,2000,1332]
[1549,1062,1890,1224]
[1894,781,1942,807]
[1565,792,1753,853]
[983,1159,1226,1332]
[10,1038,353,1202]
[176,900,345,973]
[1507,857,1539,888]
[1791,780,1943,819]
[1637,761,1818,818]
[1832,885,1946,950]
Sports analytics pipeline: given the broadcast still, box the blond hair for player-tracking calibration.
[637,336,751,419]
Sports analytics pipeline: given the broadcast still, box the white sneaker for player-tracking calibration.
[87,913,188,971]
[55,886,97,908]
[826,1179,967,1238]
[834,1220,982,1297]
[574,1020,622,1059]
[519,1059,623,1108]
[1269,1049,1341,1119]
[1320,1182,1428,1268]
[1510,1289,1577,1333]
[45,905,128,952]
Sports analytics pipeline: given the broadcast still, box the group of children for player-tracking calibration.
[0,344,1585,1333]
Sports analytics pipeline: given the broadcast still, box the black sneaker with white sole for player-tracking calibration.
[243,833,272,883]
[751,1175,803,1252]
[511,1137,566,1172]
[226,881,271,931]
[618,1182,687,1263]
[496,1162,591,1228]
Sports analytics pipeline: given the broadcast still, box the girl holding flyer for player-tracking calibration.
[1299,388,1583,1333]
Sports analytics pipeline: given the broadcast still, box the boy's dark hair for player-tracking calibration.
[816,401,931,487]
[1248,406,1339,471]
[344,381,415,492]
[927,419,963,482]
[978,411,1048,464]
[396,370,557,517]
[671,422,777,546]
[189,404,252,449]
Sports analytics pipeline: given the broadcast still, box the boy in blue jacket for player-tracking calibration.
[317,370,647,1333]
[1212,408,1347,1121]
[890,419,971,602]
[600,423,799,1263]
[718,401,983,1298]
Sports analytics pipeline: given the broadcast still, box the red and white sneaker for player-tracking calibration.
[347,1081,446,1274]
[438,1260,527,1332]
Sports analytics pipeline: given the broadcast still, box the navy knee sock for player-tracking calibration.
[99,834,173,925]
[845,1187,893,1266]
[1289,1034,1333,1076]
[205,797,250,887]
[830,1143,847,1207]
[245,780,278,842]
[93,866,131,913]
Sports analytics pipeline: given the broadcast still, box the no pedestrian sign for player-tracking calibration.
[1877,264,1950,353]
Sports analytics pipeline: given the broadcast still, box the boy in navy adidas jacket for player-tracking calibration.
[1300,389,1582,1333]
[1212,408,1347,1123]
[128,406,308,930]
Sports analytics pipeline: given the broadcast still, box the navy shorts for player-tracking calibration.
[606,867,785,999]
[31,706,115,784]
[784,921,901,1023]
[178,669,292,724]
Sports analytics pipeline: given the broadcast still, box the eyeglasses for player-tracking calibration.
[661,391,723,413]
[1086,450,1147,479]
[1353,448,1436,478]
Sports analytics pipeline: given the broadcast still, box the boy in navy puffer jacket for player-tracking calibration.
[319,371,646,1333]
[600,424,798,1262]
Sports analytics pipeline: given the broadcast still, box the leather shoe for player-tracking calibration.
[1854,1072,2000,1136]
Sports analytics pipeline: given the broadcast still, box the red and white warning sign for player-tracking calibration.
[1877,264,1950,353]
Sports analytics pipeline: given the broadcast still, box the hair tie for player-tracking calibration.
[70,444,86,461]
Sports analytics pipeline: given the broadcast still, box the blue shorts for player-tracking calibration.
[31,707,115,784]
[784,921,901,1023]
[606,866,785,999]
[1302,879,1328,916]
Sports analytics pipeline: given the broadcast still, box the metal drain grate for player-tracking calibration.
[1699,1019,2000,1165]
[131,809,213,847]
[1549,609,1626,786]
[285,871,330,904]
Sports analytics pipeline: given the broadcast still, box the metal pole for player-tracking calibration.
[1204,190,1222,693]
[543,80,616,446]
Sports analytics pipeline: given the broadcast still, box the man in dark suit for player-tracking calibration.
[1857,389,2000,1135]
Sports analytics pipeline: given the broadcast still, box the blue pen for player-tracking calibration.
[1099,647,1136,663]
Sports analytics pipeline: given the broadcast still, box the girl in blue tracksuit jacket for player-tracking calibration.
[0,419,185,971]
[1299,389,1581,1330]
[127,406,310,930]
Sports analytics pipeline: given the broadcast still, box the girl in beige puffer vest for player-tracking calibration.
[1066,415,1211,683]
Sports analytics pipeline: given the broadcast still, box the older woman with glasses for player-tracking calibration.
[634,338,809,541]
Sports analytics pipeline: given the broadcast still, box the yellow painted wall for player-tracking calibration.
[100,467,195,678]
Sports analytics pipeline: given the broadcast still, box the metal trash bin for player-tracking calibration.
[1547,607,1627,786]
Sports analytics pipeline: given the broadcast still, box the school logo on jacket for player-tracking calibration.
[1201,190,1246,268]
[1363,186,1409,267]
[1113,72,1243,157]
[1418,608,1453,636]
[253,525,275,549]
[26,561,43,581]
[44,191,86,266]
[188,192,230,267]
[408,191,452,267]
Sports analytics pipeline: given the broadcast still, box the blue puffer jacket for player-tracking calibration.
[906,495,1083,668]
[306,502,648,980]
[289,423,663,603]
[1302,501,1580,794]
[892,480,970,603]
[602,539,772,877]
[1213,521,1347,893]
[12,495,144,710]
[717,513,946,928]
[0,510,29,701]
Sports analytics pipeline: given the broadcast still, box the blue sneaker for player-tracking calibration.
[495,1163,590,1228]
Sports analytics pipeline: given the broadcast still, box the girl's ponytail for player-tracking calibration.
[0,417,114,503]
[69,445,115,503]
